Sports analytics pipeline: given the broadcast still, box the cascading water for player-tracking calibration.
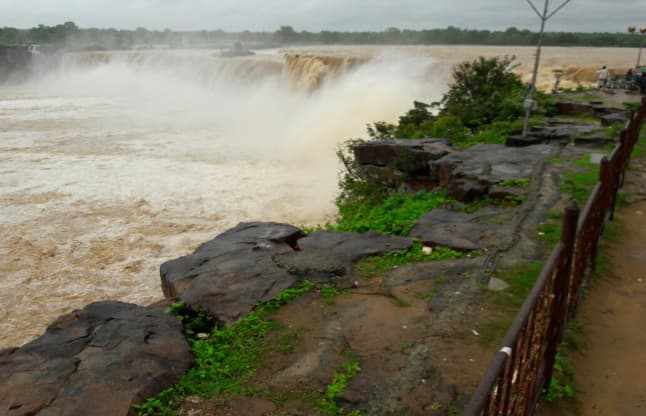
[0,48,446,348]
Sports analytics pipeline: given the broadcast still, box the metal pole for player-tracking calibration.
[521,0,572,138]
[522,0,549,138]
[638,38,643,68]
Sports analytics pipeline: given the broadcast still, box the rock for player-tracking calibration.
[274,231,413,283]
[600,112,627,127]
[353,139,451,173]
[160,222,305,323]
[361,165,406,188]
[488,277,510,292]
[432,144,554,201]
[448,179,489,203]
[297,230,413,261]
[352,140,453,190]
[0,301,193,416]
[589,153,605,164]
[488,185,525,201]
[574,136,615,147]
[508,124,601,147]
[409,208,514,251]
[506,134,544,147]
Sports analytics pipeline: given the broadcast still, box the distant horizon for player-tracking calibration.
[0,22,638,36]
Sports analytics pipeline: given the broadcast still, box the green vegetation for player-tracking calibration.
[164,301,217,339]
[133,280,315,416]
[500,178,530,187]
[275,326,304,355]
[321,286,340,305]
[391,297,413,308]
[543,352,575,402]
[333,190,450,236]
[355,241,464,278]
[560,153,599,204]
[605,123,623,139]
[317,358,362,415]
[442,56,524,129]
[479,262,544,344]
[542,318,585,403]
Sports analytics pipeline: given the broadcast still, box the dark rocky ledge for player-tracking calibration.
[0,301,193,416]
[161,222,412,321]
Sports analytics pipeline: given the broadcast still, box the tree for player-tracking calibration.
[441,56,524,129]
[275,25,297,45]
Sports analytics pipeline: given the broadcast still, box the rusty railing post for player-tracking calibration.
[600,157,615,222]
[543,201,579,389]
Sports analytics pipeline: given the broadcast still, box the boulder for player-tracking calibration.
[409,208,514,251]
[353,139,451,174]
[0,301,193,416]
[160,222,305,323]
[274,231,413,282]
[600,111,628,127]
[432,144,554,201]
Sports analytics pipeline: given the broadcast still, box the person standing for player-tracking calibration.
[597,65,609,89]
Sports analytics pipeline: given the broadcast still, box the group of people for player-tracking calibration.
[597,65,646,94]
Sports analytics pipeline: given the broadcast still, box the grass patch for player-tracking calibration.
[391,297,412,308]
[542,351,575,403]
[333,190,450,236]
[355,241,464,278]
[537,221,562,247]
[478,262,544,344]
[321,286,339,305]
[500,178,530,187]
[133,280,316,416]
[560,153,599,204]
[275,326,304,355]
[316,355,362,415]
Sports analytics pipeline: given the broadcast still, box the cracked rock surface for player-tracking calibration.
[162,223,413,320]
[0,301,193,416]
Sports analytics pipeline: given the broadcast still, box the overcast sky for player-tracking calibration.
[0,0,642,33]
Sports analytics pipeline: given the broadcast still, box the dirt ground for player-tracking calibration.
[538,162,646,416]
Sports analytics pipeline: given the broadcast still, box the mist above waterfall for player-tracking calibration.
[0,47,446,348]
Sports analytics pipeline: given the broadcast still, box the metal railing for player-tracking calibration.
[465,96,646,416]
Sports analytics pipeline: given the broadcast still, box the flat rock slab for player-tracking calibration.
[353,139,452,174]
[433,144,554,201]
[275,231,413,282]
[0,301,193,416]
[409,208,514,251]
[160,222,305,323]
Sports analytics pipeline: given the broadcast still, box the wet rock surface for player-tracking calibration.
[0,301,193,416]
[161,223,413,320]
[409,207,514,251]
[275,230,412,283]
[353,139,453,190]
[160,222,305,323]
[433,144,556,202]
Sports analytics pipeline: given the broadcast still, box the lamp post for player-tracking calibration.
[522,0,572,138]
[628,26,646,68]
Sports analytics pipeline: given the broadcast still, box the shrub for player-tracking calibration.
[442,56,524,129]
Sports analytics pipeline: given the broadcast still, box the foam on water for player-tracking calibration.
[0,48,445,347]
